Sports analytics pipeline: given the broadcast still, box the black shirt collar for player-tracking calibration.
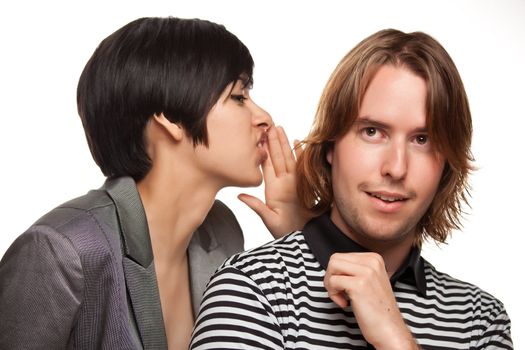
[303,213,427,296]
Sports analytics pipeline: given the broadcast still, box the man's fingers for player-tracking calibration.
[329,252,386,274]
[324,274,353,308]
[330,292,349,309]
[326,253,384,278]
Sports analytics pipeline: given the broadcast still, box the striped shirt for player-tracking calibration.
[191,214,513,349]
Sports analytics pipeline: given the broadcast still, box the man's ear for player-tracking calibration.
[326,146,333,165]
[152,113,184,142]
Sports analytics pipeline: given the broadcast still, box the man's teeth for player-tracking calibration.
[371,194,405,202]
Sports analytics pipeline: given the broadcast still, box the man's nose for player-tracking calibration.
[380,140,408,181]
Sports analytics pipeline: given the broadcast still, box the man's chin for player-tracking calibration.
[359,224,415,245]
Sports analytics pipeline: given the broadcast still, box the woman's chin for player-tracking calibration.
[235,172,263,188]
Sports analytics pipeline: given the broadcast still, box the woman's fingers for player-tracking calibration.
[267,126,286,176]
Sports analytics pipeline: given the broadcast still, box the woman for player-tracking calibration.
[0,17,304,349]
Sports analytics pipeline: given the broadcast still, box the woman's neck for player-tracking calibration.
[137,165,218,266]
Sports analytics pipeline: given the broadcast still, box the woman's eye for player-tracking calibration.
[231,94,247,103]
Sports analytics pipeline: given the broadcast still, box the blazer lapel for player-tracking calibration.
[187,200,245,317]
[104,177,168,349]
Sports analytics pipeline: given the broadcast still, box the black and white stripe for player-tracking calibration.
[191,232,513,349]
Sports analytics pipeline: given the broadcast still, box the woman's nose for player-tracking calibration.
[251,101,273,129]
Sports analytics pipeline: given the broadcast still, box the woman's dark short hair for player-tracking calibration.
[77,17,254,181]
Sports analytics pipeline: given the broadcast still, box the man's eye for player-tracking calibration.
[231,94,247,103]
[359,126,385,142]
[415,135,428,145]
[364,127,377,137]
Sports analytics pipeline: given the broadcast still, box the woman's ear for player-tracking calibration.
[152,113,184,142]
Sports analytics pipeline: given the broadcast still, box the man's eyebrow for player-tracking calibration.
[355,117,428,133]
[354,117,391,130]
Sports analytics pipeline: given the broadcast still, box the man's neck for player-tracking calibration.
[329,209,415,277]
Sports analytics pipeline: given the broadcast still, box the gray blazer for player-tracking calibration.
[0,177,244,349]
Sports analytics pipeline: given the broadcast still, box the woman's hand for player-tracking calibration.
[238,126,311,238]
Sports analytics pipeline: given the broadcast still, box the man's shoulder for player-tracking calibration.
[422,259,507,310]
[221,231,315,275]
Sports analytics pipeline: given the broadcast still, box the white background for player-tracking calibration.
[0,0,523,346]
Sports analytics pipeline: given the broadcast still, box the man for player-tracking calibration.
[190,29,513,349]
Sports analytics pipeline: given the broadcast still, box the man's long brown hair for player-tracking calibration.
[296,29,474,246]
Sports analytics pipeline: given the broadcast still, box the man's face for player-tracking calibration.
[327,65,445,249]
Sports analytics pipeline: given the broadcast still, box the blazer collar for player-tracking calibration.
[103,177,167,349]
[104,177,153,267]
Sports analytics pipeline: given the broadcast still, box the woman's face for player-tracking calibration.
[193,79,272,188]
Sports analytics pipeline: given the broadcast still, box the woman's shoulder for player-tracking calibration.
[9,188,120,265]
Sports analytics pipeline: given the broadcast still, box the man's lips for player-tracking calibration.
[365,191,410,213]
[363,188,416,212]
[365,191,410,203]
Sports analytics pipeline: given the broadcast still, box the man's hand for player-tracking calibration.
[238,126,311,238]
[324,252,419,350]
